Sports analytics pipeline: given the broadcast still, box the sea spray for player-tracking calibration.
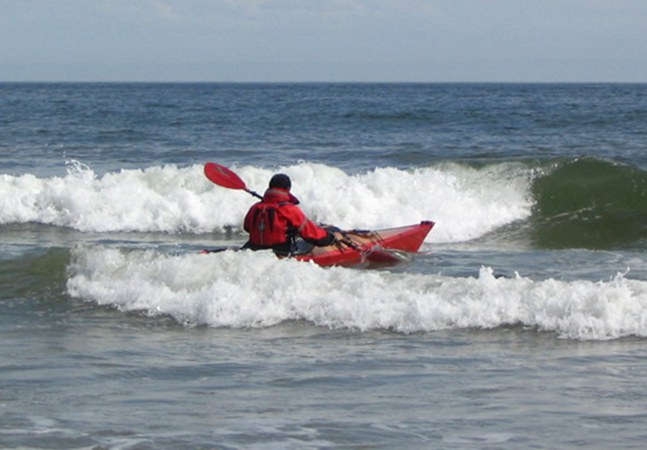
[66,246,647,340]
[2,161,534,242]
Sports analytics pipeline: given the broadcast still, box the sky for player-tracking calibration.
[1,0,646,82]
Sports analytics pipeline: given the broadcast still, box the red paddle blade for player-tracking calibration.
[204,162,247,190]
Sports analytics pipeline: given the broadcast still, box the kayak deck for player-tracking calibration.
[295,221,434,267]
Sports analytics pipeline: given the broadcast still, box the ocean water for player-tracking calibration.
[1,82,647,449]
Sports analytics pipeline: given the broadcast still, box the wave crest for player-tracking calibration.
[66,247,647,340]
[531,157,647,249]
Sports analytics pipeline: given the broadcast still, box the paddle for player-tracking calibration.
[204,162,262,199]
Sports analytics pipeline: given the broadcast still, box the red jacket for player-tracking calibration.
[243,188,334,253]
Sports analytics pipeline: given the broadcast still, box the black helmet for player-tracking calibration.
[269,173,291,190]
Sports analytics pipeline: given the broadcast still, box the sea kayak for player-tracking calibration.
[202,221,434,268]
[295,221,434,267]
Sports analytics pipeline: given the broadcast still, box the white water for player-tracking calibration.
[0,160,533,243]
[66,246,647,340]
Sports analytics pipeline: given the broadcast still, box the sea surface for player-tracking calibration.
[1,82,647,449]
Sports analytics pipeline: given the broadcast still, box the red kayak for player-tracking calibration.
[295,221,434,267]
[202,221,434,267]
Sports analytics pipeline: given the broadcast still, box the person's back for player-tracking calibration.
[243,174,336,255]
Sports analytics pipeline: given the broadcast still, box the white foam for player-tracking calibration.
[1,161,533,242]
[66,247,647,340]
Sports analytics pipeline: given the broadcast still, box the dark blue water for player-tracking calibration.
[2,83,647,449]
[4,83,647,175]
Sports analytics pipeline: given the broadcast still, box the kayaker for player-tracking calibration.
[243,173,338,256]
